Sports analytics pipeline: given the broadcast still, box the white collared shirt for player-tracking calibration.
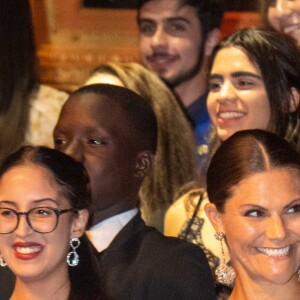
[86,208,138,252]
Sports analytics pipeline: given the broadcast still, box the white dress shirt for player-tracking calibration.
[86,208,138,252]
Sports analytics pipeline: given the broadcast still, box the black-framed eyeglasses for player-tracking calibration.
[0,207,78,234]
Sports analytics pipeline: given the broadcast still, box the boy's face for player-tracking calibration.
[53,93,140,221]
[138,0,204,88]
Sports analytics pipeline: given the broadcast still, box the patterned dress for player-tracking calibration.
[25,84,68,147]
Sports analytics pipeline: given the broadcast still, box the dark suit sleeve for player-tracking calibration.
[99,215,216,300]
[143,238,217,300]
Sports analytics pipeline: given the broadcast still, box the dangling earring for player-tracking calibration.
[67,237,81,267]
[0,255,7,267]
[298,269,300,283]
[214,232,236,286]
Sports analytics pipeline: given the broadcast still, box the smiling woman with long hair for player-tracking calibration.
[0,146,105,300]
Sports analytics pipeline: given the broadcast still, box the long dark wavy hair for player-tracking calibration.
[208,27,300,156]
[207,129,300,212]
[0,1,40,162]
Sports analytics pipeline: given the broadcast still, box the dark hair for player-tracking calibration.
[259,0,275,28]
[72,83,158,154]
[207,129,300,212]
[208,27,300,151]
[137,0,225,40]
[0,146,104,299]
[0,146,90,210]
[0,0,39,161]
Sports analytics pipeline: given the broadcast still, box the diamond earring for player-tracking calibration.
[67,237,81,267]
[214,232,236,286]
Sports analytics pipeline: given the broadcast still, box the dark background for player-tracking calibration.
[83,0,258,11]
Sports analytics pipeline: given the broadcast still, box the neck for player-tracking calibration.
[173,57,208,108]
[11,268,70,300]
[229,275,300,300]
[91,195,139,226]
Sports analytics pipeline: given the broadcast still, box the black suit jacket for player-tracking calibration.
[97,212,216,300]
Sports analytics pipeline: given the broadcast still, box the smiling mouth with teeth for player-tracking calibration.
[218,112,245,119]
[283,24,300,35]
[257,246,290,257]
[15,246,41,254]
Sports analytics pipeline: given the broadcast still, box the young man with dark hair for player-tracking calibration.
[137,0,225,171]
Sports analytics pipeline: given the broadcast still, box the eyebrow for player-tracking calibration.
[33,198,59,205]
[283,198,300,210]
[241,198,300,210]
[0,198,58,207]
[139,16,190,25]
[209,72,262,81]
[164,16,191,24]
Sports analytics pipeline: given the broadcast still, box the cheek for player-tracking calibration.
[50,224,73,255]
[54,214,74,239]
[207,94,216,115]
[243,92,270,126]
[223,219,258,249]
[84,156,107,184]
[181,38,201,58]
[0,235,10,254]
[268,9,281,29]
[140,37,151,53]
[252,97,271,127]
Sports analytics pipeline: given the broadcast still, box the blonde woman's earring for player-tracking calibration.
[214,232,236,286]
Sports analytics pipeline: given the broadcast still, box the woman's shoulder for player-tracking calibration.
[164,188,204,236]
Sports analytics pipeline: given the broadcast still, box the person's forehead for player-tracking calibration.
[65,93,123,114]
[61,93,136,137]
[140,0,199,21]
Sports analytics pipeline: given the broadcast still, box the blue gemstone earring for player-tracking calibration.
[67,237,81,267]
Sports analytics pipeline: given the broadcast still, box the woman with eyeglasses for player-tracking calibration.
[0,146,105,300]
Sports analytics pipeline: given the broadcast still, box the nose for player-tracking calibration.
[266,215,287,240]
[14,215,33,237]
[151,26,168,49]
[217,81,237,104]
[63,141,84,163]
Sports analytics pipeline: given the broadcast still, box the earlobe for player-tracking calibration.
[204,28,221,56]
[134,151,153,178]
[204,202,224,233]
[289,87,300,113]
[71,209,89,238]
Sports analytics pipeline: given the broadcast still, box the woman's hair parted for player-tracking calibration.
[0,145,90,210]
[207,129,300,212]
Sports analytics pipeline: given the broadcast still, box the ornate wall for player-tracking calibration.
[30,0,260,92]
